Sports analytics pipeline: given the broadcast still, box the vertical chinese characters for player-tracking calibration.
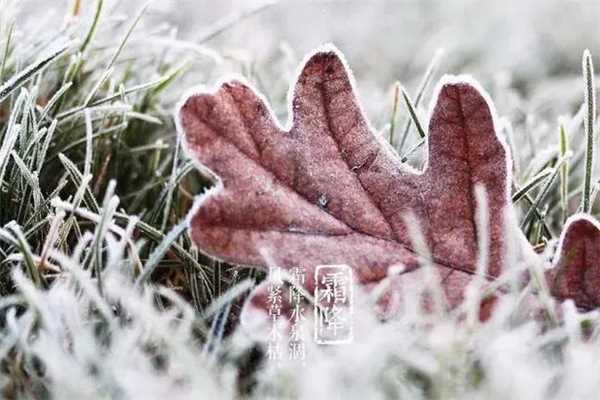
[266,267,283,361]
[314,265,353,344]
[288,267,307,362]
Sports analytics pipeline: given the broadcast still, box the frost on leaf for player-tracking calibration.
[177,46,510,318]
[547,215,600,310]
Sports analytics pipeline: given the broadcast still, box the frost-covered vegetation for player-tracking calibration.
[2,0,600,399]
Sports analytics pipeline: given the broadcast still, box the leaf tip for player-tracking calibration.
[550,213,600,309]
[296,43,349,77]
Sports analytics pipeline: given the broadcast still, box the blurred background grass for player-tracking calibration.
[20,0,600,109]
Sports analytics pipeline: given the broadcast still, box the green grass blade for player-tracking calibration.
[581,49,596,213]
[521,154,569,229]
[559,120,570,223]
[400,137,426,163]
[58,153,100,212]
[0,90,27,186]
[398,50,441,152]
[39,82,72,122]
[4,222,43,288]
[83,109,94,178]
[10,151,44,211]
[80,0,105,53]
[388,81,401,147]
[0,43,71,103]
[512,168,553,203]
[88,180,119,296]
[56,76,171,120]
[0,22,14,83]
[136,220,188,286]
[105,2,150,70]
[401,87,426,139]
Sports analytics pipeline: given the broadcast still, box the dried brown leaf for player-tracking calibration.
[177,46,512,318]
[547,215,600,310]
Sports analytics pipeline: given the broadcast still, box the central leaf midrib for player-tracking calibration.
[316,77,398,242]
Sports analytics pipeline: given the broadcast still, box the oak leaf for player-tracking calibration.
[177,46,511,318]
[547,215,600,310]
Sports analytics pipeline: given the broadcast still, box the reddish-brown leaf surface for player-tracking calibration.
[547,215,600,310]
[177,46,511,317]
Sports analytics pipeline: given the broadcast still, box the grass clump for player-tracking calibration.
[0,0,221,303]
